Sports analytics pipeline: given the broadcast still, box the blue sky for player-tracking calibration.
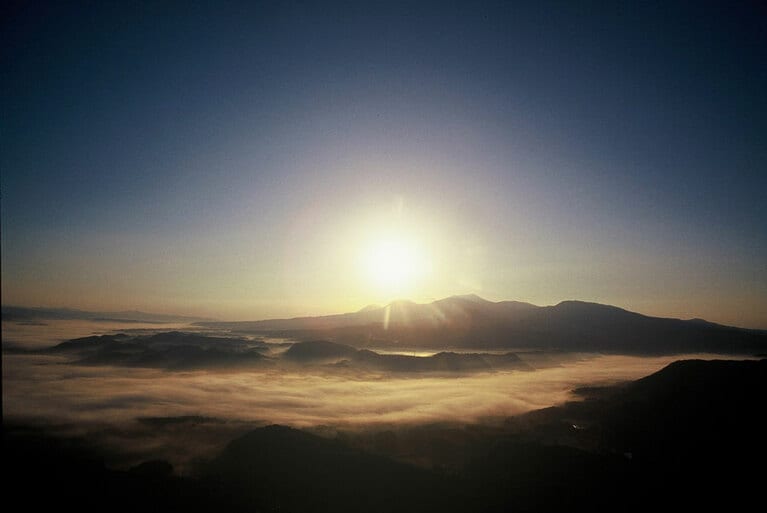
[2,1,766,327]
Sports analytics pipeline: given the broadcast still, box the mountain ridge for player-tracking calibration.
[201,295,752,329]
[2,305,214,323]
[197,295,766,354]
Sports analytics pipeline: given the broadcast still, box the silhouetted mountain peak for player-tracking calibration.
[446,294,490,303]
[685,317,721,327]
[553,300,631,312]
[386,299,418,309]
[547,300,645,322]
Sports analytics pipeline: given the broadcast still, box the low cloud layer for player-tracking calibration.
[2,320,751,470]
[4,352,726,429]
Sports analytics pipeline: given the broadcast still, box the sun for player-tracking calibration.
[362,235,430,296]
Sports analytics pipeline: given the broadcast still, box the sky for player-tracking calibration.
[2,1,766,327]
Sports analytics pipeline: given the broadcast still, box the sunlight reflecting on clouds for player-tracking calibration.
[5,351,752,471]
[2,353,728,428]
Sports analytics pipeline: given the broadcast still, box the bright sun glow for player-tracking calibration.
[362,235,430,296]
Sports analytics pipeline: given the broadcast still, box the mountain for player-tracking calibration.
[198,295,538,332]
[505,358,767,454]
[3,423,244,513]
[43,331,271,370]
[510,300,766,352]
[342,358,767,511]
[44,333,529,374]
[283,340,530,373]
[281,340,360,363]
[203,424,460,513]
[198,295,767,354]
[2,305,213,323]
[493,358,767,511]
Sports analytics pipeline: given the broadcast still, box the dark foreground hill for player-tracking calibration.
[506,358,767,461]
[204,425,461,513]
[199,295,767,354]
[3,425,239,513]
[3,423,461,513]
[5,359,765,512]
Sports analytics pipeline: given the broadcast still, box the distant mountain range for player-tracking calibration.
[282,340,530,373]
[40,332,270,370]
[1,305,213,324]
[35,332,530,373]
[199,295,766,354]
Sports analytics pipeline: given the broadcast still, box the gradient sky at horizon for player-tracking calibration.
[2,1,766,327]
